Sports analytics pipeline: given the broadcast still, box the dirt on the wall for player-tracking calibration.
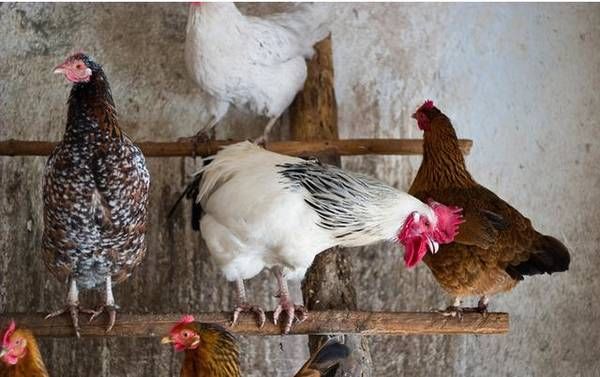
[0,3,598,377]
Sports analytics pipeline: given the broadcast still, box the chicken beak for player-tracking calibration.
[160,336,172,345]
[53,66,65,75]
[0,348,6,358]
[411,112,417,119]
[427,237,439,254]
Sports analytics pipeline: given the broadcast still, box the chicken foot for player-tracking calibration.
[178,115,218,158]
[45,278,96,338]
[440,296,489,320]
[272,266,308,334]
[255,116,279,146]
[231,279,266,328]
[88,276,118,333]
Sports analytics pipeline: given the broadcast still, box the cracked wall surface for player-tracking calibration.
[0,3,598,376]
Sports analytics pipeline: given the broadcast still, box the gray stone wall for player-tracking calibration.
[0,3,598,376]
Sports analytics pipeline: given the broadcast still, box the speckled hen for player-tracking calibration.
[42,53,150,337]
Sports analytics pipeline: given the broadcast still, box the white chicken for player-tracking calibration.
[184,2,331,143]
[184,142,464,333]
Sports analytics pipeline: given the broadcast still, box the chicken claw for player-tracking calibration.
[438,296,488,320]
[89,304,119,333]
[231,303,266,329]
[45,305,96,338]
[273,298,308,334]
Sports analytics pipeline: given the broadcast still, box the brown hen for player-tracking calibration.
[409,100,570,314]
[162,316,350,377]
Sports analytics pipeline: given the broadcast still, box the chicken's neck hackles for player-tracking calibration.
[1,324,49,377]
[277,160,435,247]
[414,111,475,191]
[65,61,121,142]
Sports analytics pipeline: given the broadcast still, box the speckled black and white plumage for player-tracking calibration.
[277,160,406,242]
[41,54,149,334]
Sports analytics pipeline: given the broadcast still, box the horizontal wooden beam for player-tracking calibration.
[0,311,507,338]
[0,139,472,158]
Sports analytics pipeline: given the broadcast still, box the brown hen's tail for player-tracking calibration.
[507,234,571,280]
[294,339,351,377]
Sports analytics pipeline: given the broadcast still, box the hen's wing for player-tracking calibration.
[411,185,509,249]
[243,4,330,65]
[412,184,569,277]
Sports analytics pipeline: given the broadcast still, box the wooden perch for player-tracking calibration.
[0,311,508,338]
[0,138,472,157]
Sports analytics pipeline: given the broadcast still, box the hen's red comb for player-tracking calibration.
[418,100,434,112]
[179,315,195,325]
[170,315,195,336]
[2,321,16,347]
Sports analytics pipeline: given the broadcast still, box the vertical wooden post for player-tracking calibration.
[289,35,373,377]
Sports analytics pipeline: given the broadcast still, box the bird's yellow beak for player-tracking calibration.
[160,336,172,345]
[0,348,6,358]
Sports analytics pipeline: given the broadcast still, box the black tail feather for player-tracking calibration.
[303,339,351,377]
[167,173,204,231]
[506,235,571,279]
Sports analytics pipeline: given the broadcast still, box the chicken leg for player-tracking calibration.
[440,296,489,319]
[89,276,118,333]
[231,279,266,328]
[255,116,279,146]
[272,266,308,334]
[45,278,96,338]
[179,115,219,158]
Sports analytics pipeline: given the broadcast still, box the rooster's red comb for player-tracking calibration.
[2,321,16,347]
[428,199,463,244]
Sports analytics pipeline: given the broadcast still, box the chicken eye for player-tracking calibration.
[76,64,83,69]
[182,331,189,338]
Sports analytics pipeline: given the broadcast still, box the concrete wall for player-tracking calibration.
[0,3,598,376]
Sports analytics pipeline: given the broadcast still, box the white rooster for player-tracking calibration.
[182,142,464,333]
[184,2,331,143]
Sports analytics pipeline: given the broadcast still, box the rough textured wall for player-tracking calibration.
[0,3,598,377]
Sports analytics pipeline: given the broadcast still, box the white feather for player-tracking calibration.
[185,2,331,132]
[195,142,436,283]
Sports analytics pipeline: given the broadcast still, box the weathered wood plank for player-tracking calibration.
[0,138,473,157]
[0,311,509,337]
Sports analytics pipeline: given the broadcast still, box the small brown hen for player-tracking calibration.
[0,321,49,377]
[162,316,240,377]
[409,100,571,314]
[162,315,350,377]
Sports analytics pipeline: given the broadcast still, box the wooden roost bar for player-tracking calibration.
[0,311,508,338]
